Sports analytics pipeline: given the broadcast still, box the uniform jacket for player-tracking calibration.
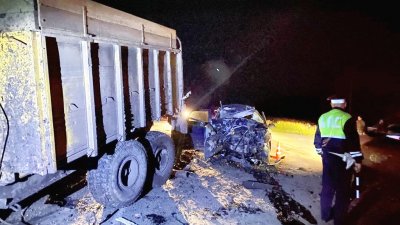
[314,108,363,162]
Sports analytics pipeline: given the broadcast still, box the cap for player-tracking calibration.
[330,99,346,104]
[327,95,346,104]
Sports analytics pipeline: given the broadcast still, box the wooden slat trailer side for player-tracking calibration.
[0,0,186,209]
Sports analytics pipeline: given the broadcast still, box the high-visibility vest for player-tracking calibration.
[318,109,352,139]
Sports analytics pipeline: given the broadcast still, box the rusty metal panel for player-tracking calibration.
[55,38,89,159]
[176,52,184,111]
[85,0,177,48]
[0,31,50,175]
[33,34,57,173]
[127,47,145,128]
[168,50,185,115]
[39,4,84,35]
[113,45,125,141]
[87,19,142,44]
[47,38,98,161]
[163,51,173,115]
[46,38,100,163]
[0,0,37,31]
[81,40,97,157]
[149,50,161,120]
[87,19,175,49]
[38,0,177,49]
[1,0,180,50]
[97,43,118,143]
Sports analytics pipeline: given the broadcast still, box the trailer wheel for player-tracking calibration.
[171,130,186,164]
[146,131,175,187]
[88,140,148,208]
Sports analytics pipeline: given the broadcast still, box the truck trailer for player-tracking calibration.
[0,0,186,209]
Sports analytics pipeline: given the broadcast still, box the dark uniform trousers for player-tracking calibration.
[321,153,353,225]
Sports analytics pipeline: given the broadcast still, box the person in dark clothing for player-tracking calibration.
[356,116,366,135]
[376,119,387,134]
[314,97,363,225]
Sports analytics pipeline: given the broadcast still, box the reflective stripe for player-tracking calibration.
[356,177,360,198]
[350,151,361,154]
[350,151,363,157]
[320,135,346,139]
[331,99,345,104]
[350,152,362,154]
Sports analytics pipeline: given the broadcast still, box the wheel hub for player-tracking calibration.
[155,147,168,171]
[118,157,139,188]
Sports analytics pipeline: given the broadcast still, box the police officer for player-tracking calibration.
[314,96,363,225]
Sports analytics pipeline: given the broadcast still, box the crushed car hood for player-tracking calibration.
[203,104,270,168]
[218,104,256,119]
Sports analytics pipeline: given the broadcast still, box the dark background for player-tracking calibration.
[95,0,400,124]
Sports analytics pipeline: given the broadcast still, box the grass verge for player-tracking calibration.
[269,118,317,136]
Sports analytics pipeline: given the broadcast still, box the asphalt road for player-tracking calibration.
[271,131,400,225]
[1,129,398,225]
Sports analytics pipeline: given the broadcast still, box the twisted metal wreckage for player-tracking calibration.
[188,104,273,168]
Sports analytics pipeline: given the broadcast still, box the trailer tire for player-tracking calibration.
[88,140,148,208]
[146,131,175,187]
[171,130,186,164]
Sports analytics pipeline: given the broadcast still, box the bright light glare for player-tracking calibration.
[182,107,192,119]
[162,122,172,131]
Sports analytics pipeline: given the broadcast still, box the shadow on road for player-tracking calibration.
[0,170,87,223]
[346,135,400,225]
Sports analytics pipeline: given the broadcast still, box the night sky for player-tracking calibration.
[95,0,400,124]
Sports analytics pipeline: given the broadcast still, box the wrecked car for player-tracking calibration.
[187,104,272,167]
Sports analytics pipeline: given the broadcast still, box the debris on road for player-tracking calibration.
[146,214,167,224]
[210,154,317,225]
[267,188,317,225]
[115,217,138,225]
[247,166,317,225]
[242,180,275,190]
